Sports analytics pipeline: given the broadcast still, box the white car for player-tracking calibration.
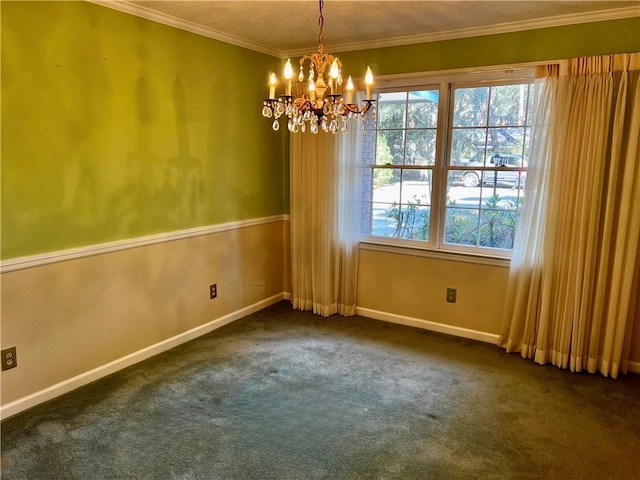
[460,154,527,188]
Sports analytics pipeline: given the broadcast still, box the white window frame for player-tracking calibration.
[359,66,536,260]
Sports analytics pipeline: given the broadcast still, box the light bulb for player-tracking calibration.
[330,59,339,79]
[268,72,277,99]
[308,78,316,102]
[284,59,293,96]
[284,59,293,79]
[346,76,354,104]
[365,66,374,100]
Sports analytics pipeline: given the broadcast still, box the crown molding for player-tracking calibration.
[89,1,638,59]
[285,6,640,57]
[88,0,284,57]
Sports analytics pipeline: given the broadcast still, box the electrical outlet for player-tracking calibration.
[2,347,17,371]
[209,283,217,299]
[446,288,457,303]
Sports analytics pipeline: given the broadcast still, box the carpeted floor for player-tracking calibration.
[2,301,639,479]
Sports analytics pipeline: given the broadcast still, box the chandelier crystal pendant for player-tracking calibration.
[261,0,375,134]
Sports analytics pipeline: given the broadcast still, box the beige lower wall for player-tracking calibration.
[357,248,509,335]
[282,220,292,295]
[2,224,637,410]
[1,220,285,406]
[357,247,640,365]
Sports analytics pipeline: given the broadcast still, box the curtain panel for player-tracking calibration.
[499,53,640,378]
[290,124,361,317]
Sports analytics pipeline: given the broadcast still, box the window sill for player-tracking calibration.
[359,240,511,268]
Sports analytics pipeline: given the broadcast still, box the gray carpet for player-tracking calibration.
[2,301,639,479]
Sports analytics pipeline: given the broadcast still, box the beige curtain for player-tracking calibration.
[290,121,361,317]
[499,53,640,378]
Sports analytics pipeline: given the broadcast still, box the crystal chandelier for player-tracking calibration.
[261,0,375,134]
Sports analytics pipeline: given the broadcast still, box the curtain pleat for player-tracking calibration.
[596,64,640,377]
[499,53,640,378]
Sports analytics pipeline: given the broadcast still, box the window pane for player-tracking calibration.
[399,169,433,241]
[371,168,401,204]
[399,204,430,241]
[377,130,405,165]
[450,128,487,165]
[400,169,432,241]
[401,169,432,204]
[407,90,439,128]
[406,129,437,165]
[489,84,529,126]
[479,209,516,249]
[478,190,519,248]
[371,202,401,237]
[377,92,406,129]
[444,207,479,246]
[476,188,523,249]
[487,127,525,156]
[369,167,402,238]
[453,87,489,127]
[447,171,481,206]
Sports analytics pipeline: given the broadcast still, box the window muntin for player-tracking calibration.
[360,75,534,256]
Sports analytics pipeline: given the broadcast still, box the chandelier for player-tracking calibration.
[261,0,375,134]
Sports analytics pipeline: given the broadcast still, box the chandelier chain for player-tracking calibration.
[318,0,325,53]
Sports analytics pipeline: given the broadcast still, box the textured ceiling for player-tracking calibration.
[121,1,639,55]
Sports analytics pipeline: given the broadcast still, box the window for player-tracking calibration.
[359,71,534,257]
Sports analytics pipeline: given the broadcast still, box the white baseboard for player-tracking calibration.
[0,293,287,420]
[357,308,640,375]
[3,297,634,419]
[356,307,500,344]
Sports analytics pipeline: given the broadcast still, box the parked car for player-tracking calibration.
[458,154,527,188]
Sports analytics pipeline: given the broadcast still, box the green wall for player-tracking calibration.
[339,17,640,76]
[2,1,638,260]
[1,1,285,259]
